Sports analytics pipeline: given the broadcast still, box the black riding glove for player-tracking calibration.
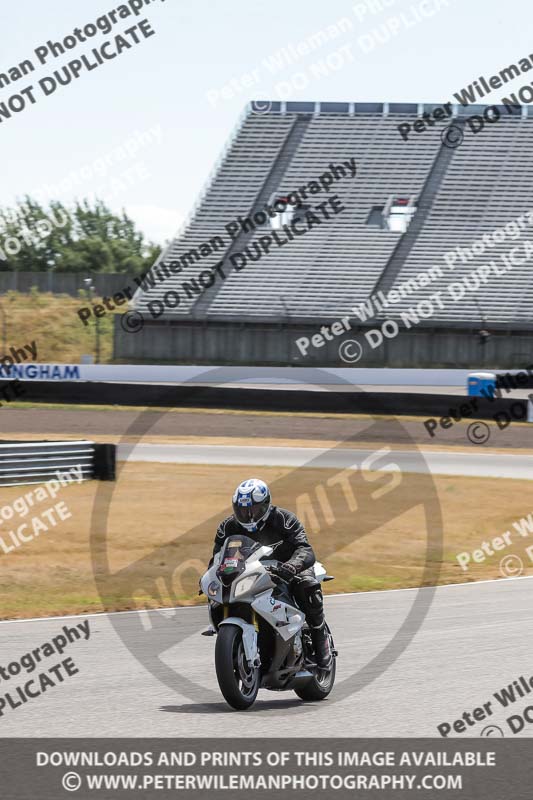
[268,562,297,583]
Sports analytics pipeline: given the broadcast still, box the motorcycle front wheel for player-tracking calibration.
[215,625,260,710]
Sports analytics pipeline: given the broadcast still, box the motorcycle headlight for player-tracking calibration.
[208,580,220,597]
[234,574,258,598]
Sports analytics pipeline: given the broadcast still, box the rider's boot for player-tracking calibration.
[309,620,332,669]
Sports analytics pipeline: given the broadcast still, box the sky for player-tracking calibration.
[0,0,527,246]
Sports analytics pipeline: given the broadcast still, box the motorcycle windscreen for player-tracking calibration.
[216,535,261,583]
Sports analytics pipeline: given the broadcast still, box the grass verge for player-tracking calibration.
[1,290,115,362]
[1,462,532,620]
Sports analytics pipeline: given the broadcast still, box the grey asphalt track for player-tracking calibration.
[3,407,533,450]
[1,577,532,737]
[118,443,533,479]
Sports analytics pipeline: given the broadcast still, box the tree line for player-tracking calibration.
[0,197,161,273]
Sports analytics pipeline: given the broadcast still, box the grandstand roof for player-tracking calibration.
[134,101,533,328]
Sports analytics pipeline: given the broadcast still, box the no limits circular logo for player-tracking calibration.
[90,368,444,712]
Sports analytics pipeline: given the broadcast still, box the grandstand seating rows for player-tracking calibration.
[134,102,533,327]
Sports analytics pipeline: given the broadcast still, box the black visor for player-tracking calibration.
[233,498,269,526]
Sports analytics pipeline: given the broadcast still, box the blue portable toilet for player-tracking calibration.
[467,372,496,397]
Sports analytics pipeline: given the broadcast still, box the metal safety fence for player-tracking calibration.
[0,440,116,487]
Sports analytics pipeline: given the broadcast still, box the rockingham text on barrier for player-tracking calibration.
[0,340,38,406]
[0,341,80,382]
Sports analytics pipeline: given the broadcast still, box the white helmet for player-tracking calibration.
[232,478,272,532]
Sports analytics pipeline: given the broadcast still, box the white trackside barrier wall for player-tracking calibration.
[0,364,508,386]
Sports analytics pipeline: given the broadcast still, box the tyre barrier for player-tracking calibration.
[0,439,116,487]
[2,379,530,419]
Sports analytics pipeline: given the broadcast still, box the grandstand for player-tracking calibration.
[116,101,533,367]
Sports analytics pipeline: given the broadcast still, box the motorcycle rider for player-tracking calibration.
[210,477,332,668]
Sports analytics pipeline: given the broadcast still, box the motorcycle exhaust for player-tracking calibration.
[293,670,313,683]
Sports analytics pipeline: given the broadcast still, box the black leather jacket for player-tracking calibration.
[211,506,315,573]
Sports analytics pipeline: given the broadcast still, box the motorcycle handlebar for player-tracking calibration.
[265,563,304,583]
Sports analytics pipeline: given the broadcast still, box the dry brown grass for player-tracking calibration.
[1,462,532,620]
[1,290,114,362]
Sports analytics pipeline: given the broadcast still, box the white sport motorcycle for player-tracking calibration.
[200,534,337,710]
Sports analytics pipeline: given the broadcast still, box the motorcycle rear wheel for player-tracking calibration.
[294,624,336,701]
[215,625,260,710]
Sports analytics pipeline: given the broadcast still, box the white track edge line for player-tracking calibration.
[1,574,532,625]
